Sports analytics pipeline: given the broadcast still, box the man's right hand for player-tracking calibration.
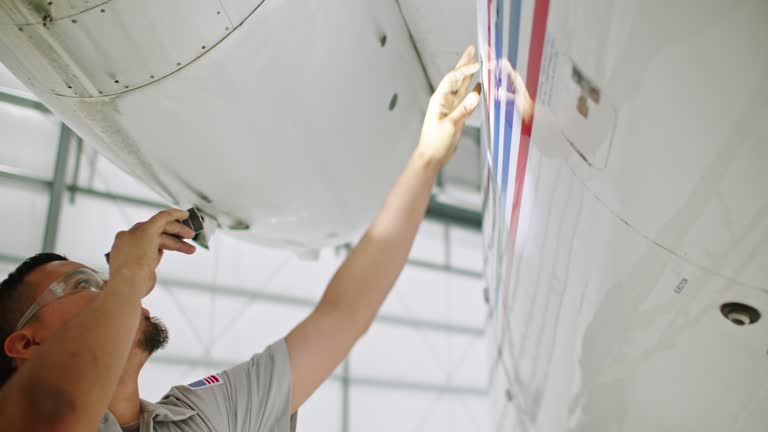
[108,208,197,297]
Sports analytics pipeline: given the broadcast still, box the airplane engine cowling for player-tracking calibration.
[0,0,431,249]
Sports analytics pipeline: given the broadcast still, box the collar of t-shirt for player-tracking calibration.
[100,399,196,431]
[104,398,297,431]
[120,420,140,432]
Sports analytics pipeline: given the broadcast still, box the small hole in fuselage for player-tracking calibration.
[388,93,398,111]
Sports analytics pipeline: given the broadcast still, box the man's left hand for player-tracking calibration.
[415,45,481,168]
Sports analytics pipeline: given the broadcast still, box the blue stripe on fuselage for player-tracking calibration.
[500,0,522,212]
[491,0,503,182]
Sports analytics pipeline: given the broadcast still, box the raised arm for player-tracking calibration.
[0,209,196,431]
[286,46,482,413]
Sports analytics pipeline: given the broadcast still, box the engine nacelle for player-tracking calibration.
[0,0,431,250]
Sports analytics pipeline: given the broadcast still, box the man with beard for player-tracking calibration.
[0,46,482,431]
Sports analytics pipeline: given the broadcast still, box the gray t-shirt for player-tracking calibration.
[98,339,294,432]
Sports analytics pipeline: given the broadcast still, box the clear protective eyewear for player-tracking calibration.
[15,268,106,331]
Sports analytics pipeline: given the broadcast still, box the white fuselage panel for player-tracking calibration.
[478,0,768,430]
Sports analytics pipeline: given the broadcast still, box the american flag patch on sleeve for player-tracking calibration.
[187,374,222,390]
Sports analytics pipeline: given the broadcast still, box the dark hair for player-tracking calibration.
[0,253,68,387]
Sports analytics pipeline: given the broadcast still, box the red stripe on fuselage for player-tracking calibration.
[511,0,550,226]
[500,0,550,343]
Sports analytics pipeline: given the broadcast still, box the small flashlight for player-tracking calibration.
[104,207,205,264]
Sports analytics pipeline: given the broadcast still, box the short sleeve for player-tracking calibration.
[162,339,292,432]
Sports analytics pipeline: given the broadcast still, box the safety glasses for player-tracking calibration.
[15,268,106,331]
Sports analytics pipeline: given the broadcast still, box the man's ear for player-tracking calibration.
[4,330,37,365]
